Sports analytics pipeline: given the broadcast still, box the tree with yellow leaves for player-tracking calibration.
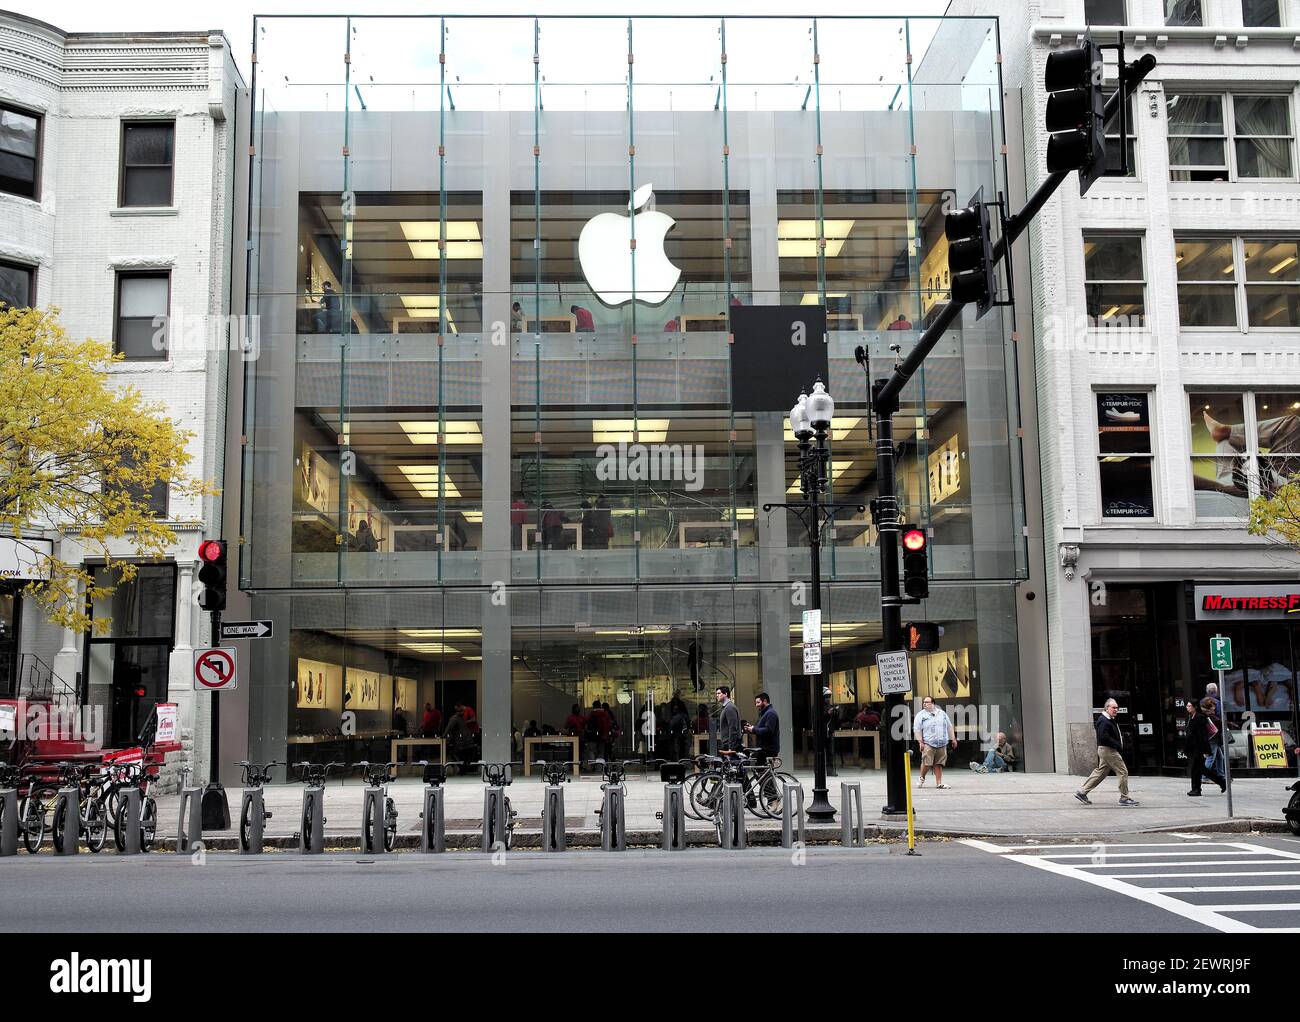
[1,306,213,634]
[1248,478,1300,553]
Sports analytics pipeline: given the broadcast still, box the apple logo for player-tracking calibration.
[578,183,681,306]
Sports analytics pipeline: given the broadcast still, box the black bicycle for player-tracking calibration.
[293,761,342,843]
[111,762,160,852]
[237,760,278,851]
[356,761,399,852]
[478,762,519,850]
[0,762,46,853]
[50,762,110,853]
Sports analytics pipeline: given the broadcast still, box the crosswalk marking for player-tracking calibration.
[964,838,1300,933]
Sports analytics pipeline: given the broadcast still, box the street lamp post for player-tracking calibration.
[764,379,863,823]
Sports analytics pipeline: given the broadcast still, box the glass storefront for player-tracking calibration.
[1091,582,1300,776]
[238,14,1028,774]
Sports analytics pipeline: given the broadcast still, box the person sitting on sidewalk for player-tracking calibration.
[1075,698,1139,806]
[969,731,1016,773]
[914,696,956,789]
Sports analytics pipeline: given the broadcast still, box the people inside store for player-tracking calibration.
[393,706,409,735]
[854,703,881,729]
[668,697,690,761]
[969,731,1016,774]
[564,703,586,737]
[886,313,912,331]
[695,703,711,735]
[421,702,442,737]
[523,720,541,739]
[315,280,342,334]
[570,304,595,331]
[540,502,571,550]
[1184,698,1227,797]
[511,301,526,332]
[445,703,480,769]
[354,517,378,552]
[585,700,612,761]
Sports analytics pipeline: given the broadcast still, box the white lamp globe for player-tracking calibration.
[789,393,812,438]
[806,379,834,431]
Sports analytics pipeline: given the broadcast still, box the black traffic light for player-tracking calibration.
[197,539,227,613]
[945,191,996,319]
[1045,38,1106,195]
[906,621,943,653]
[901,524,929,600]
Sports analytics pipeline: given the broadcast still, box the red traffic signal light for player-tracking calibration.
[198,539,225,563]
[197,539,228,612]
[901,524,930,600]
[902,527,927,552]
[906,621,943,652]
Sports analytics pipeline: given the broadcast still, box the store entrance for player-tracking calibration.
[1090,585,1165,773]
[0,583,19,698]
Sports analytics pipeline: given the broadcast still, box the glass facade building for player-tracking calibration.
[235,14,1032,774]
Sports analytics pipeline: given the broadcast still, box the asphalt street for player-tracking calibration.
[5,833,1298,932]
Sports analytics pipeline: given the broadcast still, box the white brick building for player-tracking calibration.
[0,10,243,782]
[953,0,1300,776]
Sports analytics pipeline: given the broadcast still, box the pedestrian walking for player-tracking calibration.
[913,696,956,789]
[1204,681,1228,777]
[1185,698,1227,797]
[716,686,742,761]
[1075,698,1140,806]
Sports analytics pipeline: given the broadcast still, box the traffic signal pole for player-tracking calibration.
[876,53,1156,815]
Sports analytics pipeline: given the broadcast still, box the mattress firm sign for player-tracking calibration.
[1194,584,1300,621]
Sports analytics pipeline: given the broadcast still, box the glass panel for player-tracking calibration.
[1165,0,1203,26]
[0,107,38,157]
[0,262,32,307]
[1085,0,1127,23]
[1099,457,1154,518]
[1176,239,1237,327]
[123,122,173,165]
[1085,235,1143,280]
[119,275,168,317]
[1167,95,1222,136]
[1253,393,1300,495]
[123,168,172,207]
[1103,89,1136,177]
[1189,393,1248,516]
[1242,0,1282,28]
[1234,95,1293,178]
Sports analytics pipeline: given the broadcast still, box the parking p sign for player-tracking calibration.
[1210,636,1233,672]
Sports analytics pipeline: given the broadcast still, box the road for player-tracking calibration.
[4,833,1298,932]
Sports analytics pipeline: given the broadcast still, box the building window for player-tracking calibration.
[114,272,169,359]
[1103,88,1137,177]
[1083,234,1145,325]
[1097,392,1155,518]
[0,260,34,308]
[1190,391,1300,517]
[1243,0,1281,27]
[0,104,40,200]
[1167,93,1294,181]
[117,451,168,518]
[1085,0,1126,23]
[1176,237,1300,329]
[1165,0,1202,25]
[119,121,175,207]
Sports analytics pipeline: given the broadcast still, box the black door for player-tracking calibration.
[0,585,19,698]
[110,645,169,747]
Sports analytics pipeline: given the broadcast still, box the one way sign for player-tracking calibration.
[220,620,274,640]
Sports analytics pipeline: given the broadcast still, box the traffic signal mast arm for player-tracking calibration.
[874,53,1156,414]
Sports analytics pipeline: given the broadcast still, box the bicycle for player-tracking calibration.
[236,760,278,852]
[687,752,799,821]
[477,762,518,850]
[50,762,109,853]
[355,761,399,852]
[293,761,342,844]
[0,762,46,853]
[112,762,160,852]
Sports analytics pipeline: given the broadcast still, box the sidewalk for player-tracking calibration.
[154,768,1296,848]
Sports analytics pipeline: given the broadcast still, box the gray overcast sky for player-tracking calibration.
[13,1,951,85]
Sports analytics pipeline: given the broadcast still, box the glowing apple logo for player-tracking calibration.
[578,183,681,306]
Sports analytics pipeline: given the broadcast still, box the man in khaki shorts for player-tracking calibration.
[913,696,956,789]
[1075,698,1140,806]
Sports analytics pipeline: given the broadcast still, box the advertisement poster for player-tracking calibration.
[344,668,384,711]
[393,677,416,715]
[1188,395,1249,516]
[299,441,336,514]
[295,658,338,709]
[154,703,178,743]
[927,434,961,506]
[915,647,972,700]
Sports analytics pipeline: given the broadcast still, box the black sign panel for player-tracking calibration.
[729,305,829,412]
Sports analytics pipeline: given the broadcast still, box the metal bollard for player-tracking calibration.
[660,783,687,851]
[420,784,446,853]
[299,786,325,854]
[781,780,805,849]
[840,781,865,847]
[361,786,387,855]
[176,785,203,854]
[239,787,266,854]
[1,787,17,856]
[482,786,508,852]
[121,787,143,855]
[599,783,627,851]
[542,784,566,852]
[718,782,746,850]
[53,785,80,855]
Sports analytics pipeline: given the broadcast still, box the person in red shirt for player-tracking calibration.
[421,703,442,737]
[886,313,912,330]
[570,305,595,331]
[564,703,586,736]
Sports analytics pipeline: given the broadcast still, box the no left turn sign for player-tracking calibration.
[193,647,238,691]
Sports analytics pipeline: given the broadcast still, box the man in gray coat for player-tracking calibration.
[716,686,742,759]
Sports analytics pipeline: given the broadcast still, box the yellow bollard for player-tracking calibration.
[904,750,918,855]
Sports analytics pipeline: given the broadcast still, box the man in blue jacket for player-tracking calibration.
[745,692,781,809]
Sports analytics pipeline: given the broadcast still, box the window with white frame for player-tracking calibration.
[1083,234,1145,325]
[1085,0,1126,25]
[1176,237,1300,329]
[1189,391,1300,517]
[1167,93,1295,181]
[1103,87,1137,177]
[1097,392,1155,518]
[1165,0,1203,25]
